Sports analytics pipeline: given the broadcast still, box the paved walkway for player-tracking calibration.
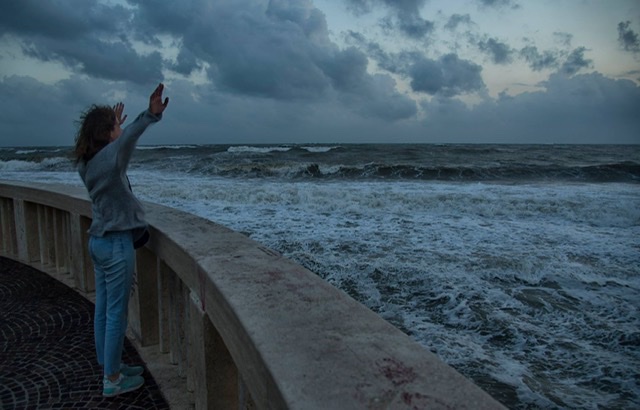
[0,256,170,409]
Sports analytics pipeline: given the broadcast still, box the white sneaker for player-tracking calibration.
[103,373,144,397]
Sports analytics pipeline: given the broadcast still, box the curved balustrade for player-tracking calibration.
[0,180,505,409]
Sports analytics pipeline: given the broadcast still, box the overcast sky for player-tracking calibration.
[1,0,639,146]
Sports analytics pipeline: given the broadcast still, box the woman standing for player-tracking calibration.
[73,84,169,397]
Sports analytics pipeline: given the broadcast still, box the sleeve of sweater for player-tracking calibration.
[116,109,163,169]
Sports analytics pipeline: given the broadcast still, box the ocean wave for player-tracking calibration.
[3,147,66,155]
[0,159,42,171]
[330,162,640,182]
[300,146,338,153]
[180,161,640,183]
[227,145,292,154]
[0,157,71,172]
[136,144,199,150]
[224,145,338,154]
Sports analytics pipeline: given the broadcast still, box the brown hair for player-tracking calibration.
[73,105,116,164]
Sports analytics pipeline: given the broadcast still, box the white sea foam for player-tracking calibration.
[136,145,199,150]
[11,148,65,154]
[0,157,70,172]
[227,145,291,153]
[0,160,42,171]
[1,171,82,185]
[42,157,71,168]
[301,146,338,153]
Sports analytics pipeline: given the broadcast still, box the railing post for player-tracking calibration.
[185,285,194,393]
[0,197,9,254]
[37,205,47,265]
[157,259,172,353]
[69,213,94,292]
[13,199,39,263]
[36,205,56,266]
[189,291,239,410]
[44,207,56,267]
[168,271,184,368]
[54,210,68,273]
[1,197,17,256]
[129,245,159,346]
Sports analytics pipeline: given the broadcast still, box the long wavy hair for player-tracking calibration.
[73,105,116,164]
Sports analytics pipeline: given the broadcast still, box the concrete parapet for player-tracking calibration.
[0,180,507,410]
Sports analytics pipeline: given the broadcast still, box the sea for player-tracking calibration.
[1,143,639,409]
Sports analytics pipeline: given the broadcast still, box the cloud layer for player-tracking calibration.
[0,0,639,145]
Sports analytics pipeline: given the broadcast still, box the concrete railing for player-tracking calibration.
[0,180,506,409]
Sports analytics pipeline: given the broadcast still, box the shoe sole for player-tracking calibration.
[103,381,144,397]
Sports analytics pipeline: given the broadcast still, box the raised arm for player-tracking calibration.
[149,83,169,115]
[113,102,128,126]
[115,84,169,168]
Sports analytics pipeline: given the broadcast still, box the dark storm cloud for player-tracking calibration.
[344,0,434,39]
[561,47,593,75]
[346,33,486,97]
[171,47,203,76]
[128,0,201,39]
[344,0,373,16]
[0,73,412,146]
[20,36,165,84]
[617,21,640,53]
[409,54,485,96]
[520,44,593,76]
[0,75,153,146]
[476,0,520,9]
[445,14,473,31]
[345,0,428,16]
[314,45,416,120]
[319,46,369,93]
[0,0,414,120]
[1,71,638,145]
[2,0,638,147]
[345,32,405,73]
[553,32,573,47]
[137,0,331,99]
[477,37,514,64]
[204,5,330,100]
[126,0,416,119]
[0,1,164,84]
[420,73,640,143]
[380,13,435,39]
[0,0,126,39]
[343,73,418,120]
[520,45,559,71]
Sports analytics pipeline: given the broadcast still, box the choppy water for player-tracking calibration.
[2,144,639,409]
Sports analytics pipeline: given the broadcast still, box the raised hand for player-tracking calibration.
[149,83,169,115]
[113,102,127,125]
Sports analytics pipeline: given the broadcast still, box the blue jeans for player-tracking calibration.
[89,231,135,377]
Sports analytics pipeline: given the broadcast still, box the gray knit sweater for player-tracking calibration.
[78,109,162,237]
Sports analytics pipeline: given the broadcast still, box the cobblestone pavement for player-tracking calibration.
[0,256,170,409]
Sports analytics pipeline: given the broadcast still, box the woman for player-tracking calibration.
[73,84,169,397]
